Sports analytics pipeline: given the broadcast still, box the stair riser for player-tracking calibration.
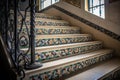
[20,36,92,48]
[18,14,61,20]
[36,28,80,34]
[99,68,120,80]
[18,28,80,35]
[35,36,92,47]
[18,21,70,26]
[25,43,102,62]
[28,53,113,80]
[27,15,61,20]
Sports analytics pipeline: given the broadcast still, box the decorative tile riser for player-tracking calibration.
[18,14,61,20]
[29,53,113,80]
[20,36,92,48]
[35,37,92,47]
[36,28,80,35]
[27,15,61,20]
[18,28,80,35]
[34,43,102,62]
[99,69,120,80]
[18,21,70,26]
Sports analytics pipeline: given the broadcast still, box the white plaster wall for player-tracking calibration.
[107,1,120,25]
[54,1,120,35]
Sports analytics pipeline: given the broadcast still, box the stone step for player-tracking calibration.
[24,49,113,80]
[20,34,92,48]
[65,58,120,80]
[18,26,81,35]
[18,18,70,26]
[21,41,103,62]
[18,12,61,20]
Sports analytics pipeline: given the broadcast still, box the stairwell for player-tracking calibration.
[18,12,120,80]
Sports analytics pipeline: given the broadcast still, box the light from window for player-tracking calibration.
[85,0,105,18]
[40,0,59,9]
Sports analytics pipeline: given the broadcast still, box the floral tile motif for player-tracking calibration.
[35,28,80,34]
[19,35,92,48]
[35,36,92,47]
[25,14,61,20]
[19,28,80,35]
[35,43,102,62]
[18,13,61,20]
[18,20,70,26]
[34,15,61,20]
[35,21,70,26]
[29,53,113,80]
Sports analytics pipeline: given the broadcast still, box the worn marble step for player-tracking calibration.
[21,41,103,62]
[18,18,70,26]
[20,34,92,48]
[24,49,113,80]
[18,12,61,20]
[66,58,120,80]
[18,26,81,35]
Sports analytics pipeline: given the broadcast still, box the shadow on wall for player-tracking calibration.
[109,0,119,3]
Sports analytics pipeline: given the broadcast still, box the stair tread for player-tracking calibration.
[25,49,112,74]
[66,58,120,80]
[35,34,91,39]
[21,41,101,51]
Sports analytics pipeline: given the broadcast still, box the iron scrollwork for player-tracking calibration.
[0,0,42,79]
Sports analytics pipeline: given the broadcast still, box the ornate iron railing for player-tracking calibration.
[0,0,42,79]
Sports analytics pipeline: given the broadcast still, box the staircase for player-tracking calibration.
[19,13,120,80]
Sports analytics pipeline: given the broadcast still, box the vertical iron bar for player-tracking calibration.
[5,0,8,44]
[3,1,6,42]
[51,0,52,5]
[25,0,42,70]
[30,0,36,64]
[14,0,18,62]
[99,0,102,16]
[92,0,93,13]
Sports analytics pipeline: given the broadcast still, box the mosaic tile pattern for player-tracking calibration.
[19,28,80,35]
[34,43,102,62]
[40,5,120,41]
[29,53,113,80]
[35,36,92,47]
[19,35,92,48]
[18,20,70,26]
[18,12,61,20]
[100,69,120,80]
[29,15,61,20]
[35,28,80,35]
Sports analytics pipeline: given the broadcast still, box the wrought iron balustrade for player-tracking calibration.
[0,0,42,79]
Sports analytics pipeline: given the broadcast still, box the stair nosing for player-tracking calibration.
[35,34,91,39]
